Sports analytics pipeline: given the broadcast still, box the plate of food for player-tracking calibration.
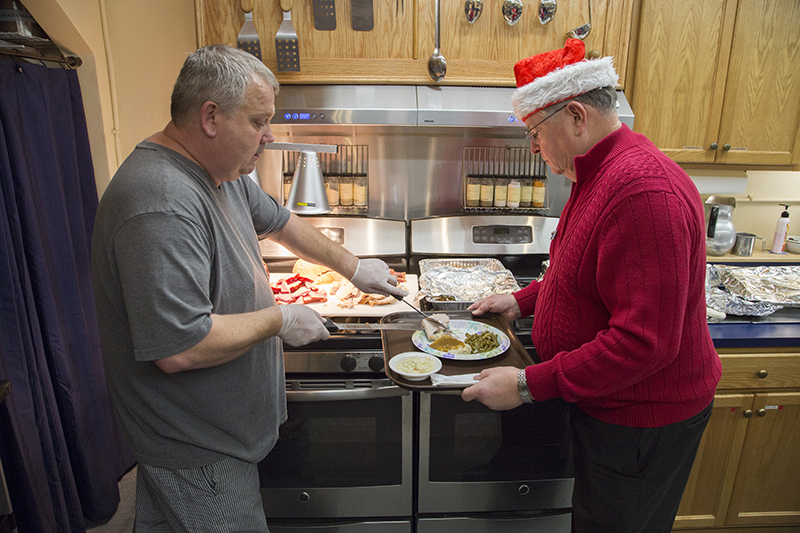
[411,319,510,360]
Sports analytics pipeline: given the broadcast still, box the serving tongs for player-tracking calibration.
[399,299,454,336]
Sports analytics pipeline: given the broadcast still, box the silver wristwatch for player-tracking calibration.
[517,369,534,404]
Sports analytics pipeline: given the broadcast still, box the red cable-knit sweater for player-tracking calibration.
[517,124,722,427]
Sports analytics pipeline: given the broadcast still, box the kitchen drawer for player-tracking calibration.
[718,353,800,390]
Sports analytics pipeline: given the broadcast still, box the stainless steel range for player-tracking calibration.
[255,85,634,533]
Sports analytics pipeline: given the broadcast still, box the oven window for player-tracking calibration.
[427,395,572,482]
[259,396,404,488]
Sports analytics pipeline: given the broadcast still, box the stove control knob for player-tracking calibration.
[340,354,357,372]
[300,492,310,503]
[368,355,385,373]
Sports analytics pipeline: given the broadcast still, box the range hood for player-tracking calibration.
[272,85,634,129]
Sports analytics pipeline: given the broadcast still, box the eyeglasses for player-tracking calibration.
[525,102,569,141]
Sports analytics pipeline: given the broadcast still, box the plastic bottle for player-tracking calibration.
[770,204,791,253]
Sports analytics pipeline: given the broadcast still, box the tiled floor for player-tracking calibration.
[86,466,136,532]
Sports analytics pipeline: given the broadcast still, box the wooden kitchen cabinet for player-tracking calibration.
[672,350,800,531]
[194,0,634,86]
[626,0,800,167]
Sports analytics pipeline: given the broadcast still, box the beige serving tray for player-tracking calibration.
[269,272,419,318]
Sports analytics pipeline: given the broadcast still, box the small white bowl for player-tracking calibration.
[786,236,800,254]
[388,352,442,381]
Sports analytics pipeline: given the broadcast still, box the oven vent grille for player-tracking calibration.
[462,146,548,212]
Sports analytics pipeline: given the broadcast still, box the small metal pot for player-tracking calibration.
[732,233,766,257]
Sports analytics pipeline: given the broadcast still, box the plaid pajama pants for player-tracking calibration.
[135,456,269,532]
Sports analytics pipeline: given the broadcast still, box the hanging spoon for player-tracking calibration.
[502,0,523,26]
[566,0,591,39]
[537,0,556,25]
[428,0,447,82]
[464,0,483,23]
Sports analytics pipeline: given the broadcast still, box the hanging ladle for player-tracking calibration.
[566,0,591,39]
[464,0,483,23]
[537,0,556,25]
[502,0,523,25]
[428,0,447,82]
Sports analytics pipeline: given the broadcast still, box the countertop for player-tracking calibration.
[709,309,800,348]
[707,250,800,264]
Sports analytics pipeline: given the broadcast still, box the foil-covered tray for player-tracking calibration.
[418,258,520,310]
[705,264,800,317]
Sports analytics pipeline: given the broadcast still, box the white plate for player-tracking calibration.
[388,352,443,381]
[411,320,510,360]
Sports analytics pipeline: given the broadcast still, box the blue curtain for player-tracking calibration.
[0,59,135,532]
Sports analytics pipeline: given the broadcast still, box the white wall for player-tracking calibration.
[727,170,800,245]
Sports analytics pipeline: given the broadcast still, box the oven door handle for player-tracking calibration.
[285,385,410,402]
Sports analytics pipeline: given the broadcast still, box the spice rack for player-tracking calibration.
[462,147,547,213]
[283,145,369,214]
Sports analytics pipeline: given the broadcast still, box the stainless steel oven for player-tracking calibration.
[417,392,573,531]
[259,375,413,532]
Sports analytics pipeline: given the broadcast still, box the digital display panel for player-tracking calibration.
[298,112,311,120]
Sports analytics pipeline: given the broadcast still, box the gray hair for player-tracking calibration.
[170,44,280,127]
[571,86,618,115]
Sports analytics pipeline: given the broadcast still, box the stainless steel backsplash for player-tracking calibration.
[258,124,573,221]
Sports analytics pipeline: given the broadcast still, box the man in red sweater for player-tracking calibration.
[463,39,722,532]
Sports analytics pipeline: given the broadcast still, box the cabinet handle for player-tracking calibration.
[757,369,768,379]
[588,50,601,59]
[723,143,731,151]
[710,142,719,150]
[744,409,753,418]
[757,408,767,417]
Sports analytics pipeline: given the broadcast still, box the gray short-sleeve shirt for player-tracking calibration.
[92,141,291,468]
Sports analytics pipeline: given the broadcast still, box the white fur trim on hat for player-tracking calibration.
[512,56,618,122]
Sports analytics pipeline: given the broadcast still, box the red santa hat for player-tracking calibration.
[512,39,619,122]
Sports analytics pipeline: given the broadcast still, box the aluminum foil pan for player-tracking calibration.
[706,265,785,317]
[418,258,520,310]
[714,265,800,306]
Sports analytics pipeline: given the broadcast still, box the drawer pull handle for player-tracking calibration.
[757,370,768,379]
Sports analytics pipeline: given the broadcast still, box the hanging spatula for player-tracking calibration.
[236,0,262,60]
[275,0,300,71]
[313,0,337,31]
[351,0,374,31]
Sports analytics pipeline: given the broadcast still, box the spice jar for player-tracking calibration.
[353,175,367,206]
[493,178,508,207]
[339,175,354,206]
[519,178,533,207]
[507,179,521,208]
[480,177,494,207]
[465,176,481,207]
[532,179,546,208]
[325,175,339,206]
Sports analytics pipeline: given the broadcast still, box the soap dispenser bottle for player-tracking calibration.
[770,204,791,253]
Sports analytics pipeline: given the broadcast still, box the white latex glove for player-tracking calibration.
[278,304,330,347]
[350,258,407,298]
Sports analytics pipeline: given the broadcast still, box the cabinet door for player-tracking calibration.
[673,394,751,529]
[715,0,800,165]
[725,392,800,526]
[627,0,737,163]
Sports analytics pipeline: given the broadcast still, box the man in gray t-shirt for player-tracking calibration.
[91,45,406,532]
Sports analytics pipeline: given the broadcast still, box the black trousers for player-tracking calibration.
[570,401,713,533]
